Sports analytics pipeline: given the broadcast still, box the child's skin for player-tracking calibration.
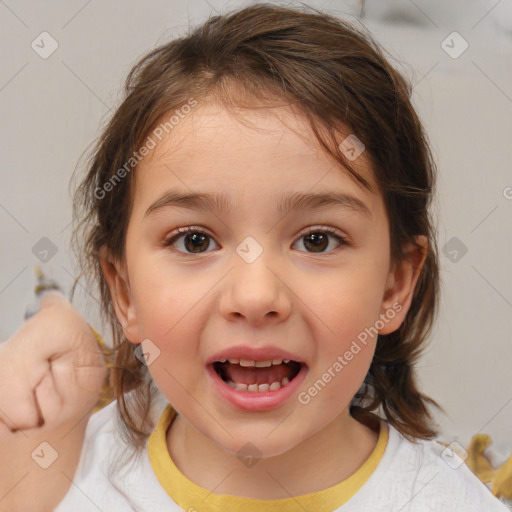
[101,98,427,499]
[0,291,106,512]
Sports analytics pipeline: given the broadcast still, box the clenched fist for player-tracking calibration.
[0,291,106,431]
[0,291,108,512]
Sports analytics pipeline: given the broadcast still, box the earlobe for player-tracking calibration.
[379,236,428,335]
[99,247,141,344]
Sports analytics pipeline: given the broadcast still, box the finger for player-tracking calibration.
[0,418,14,438]
[34,368,63,428]
[0,392,42,431]
[71,342,106,375]
[0,406,23,432]
[0,351,43,429]
[54,357,106,406]
[40,358,104,427]
[74,365,108,395]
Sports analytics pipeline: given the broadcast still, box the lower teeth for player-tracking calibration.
[226,377,290,392]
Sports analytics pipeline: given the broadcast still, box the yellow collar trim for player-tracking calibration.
[148,406,388,512]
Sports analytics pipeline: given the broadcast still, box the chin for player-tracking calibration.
[207,424,305,460]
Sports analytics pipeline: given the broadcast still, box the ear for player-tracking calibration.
[99,247,142,344]
[378,235,428,335]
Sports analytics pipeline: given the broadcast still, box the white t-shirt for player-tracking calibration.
[54,400,511,512]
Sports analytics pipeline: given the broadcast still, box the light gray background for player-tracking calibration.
[1,0,511,459]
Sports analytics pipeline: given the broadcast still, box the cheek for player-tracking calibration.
[133,285,204,372]
[310,268,387,347]
[142,324,204,413]
[127,263,210,401]
[128,251,204,340]
[302,260,387,400]
[301,291,378,416]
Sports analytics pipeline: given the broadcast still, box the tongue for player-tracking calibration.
[223,363,292,385]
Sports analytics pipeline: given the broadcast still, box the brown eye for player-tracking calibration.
[182,232,210,253]
[164,228,218,254]
[303,232,329,252]
[294,227,348,254]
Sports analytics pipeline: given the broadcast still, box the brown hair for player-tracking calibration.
[71,2,445,450]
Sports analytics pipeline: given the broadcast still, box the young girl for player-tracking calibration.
[1,3,509,511]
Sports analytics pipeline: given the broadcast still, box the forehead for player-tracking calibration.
[133,101,381,216]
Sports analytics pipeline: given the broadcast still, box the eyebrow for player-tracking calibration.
[144,190,371,219]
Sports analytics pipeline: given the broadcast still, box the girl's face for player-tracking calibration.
[104,100,423,457]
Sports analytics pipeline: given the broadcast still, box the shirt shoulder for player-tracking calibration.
[54,400,182,512]
[340,421,510,512]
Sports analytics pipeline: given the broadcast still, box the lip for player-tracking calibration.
[206,345,306,365]
[206,360,308,412]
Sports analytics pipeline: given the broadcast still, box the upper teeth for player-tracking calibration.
[218,357,291,366]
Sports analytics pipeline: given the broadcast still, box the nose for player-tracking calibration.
[219,247,292,326]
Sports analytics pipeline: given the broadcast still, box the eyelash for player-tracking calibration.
[162,225,349,254]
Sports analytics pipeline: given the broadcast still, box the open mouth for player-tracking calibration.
[212,358,303,392]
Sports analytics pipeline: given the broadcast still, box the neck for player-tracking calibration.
[166,409,379,499]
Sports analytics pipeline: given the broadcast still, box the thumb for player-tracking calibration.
[42,357,106,427]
